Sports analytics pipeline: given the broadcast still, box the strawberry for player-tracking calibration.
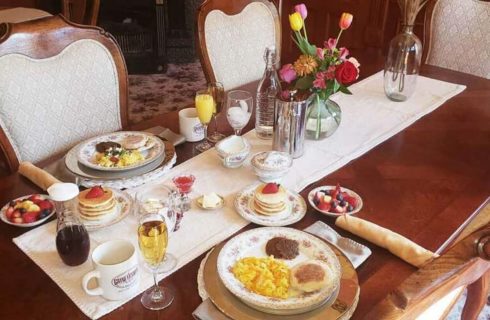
[331,184,342,200]
[343,194,357,208]
[314,192,323,204]
[262,183,279,194]
[38,200,53,211]
[12,210,21,219]
[5,207,14,219]
[86,186,105,199]
[317,202,331,212]
[28,194,44,204]
[22,211,38,223]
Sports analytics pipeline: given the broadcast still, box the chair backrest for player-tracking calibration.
[0,15,128,172]
[423,0,490,79]
[365,200,490,320]
[196,0,281,91]
[62,0,100,26]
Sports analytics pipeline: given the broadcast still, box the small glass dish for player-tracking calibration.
[251,151,293,183]
[196,194,225,210]
[172,174,195,194]
[215,135,250,168]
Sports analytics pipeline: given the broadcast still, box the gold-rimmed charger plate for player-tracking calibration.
[203,240,359,320]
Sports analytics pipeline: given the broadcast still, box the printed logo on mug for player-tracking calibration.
[82,240,140,301]
[179,108,205,142]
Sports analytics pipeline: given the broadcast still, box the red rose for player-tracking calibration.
[335,61,358,85]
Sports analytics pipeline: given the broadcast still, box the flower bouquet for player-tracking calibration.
[279,4,360,140]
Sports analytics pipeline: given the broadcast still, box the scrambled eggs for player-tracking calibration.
[232,256,290,299]
[95,148,144,168]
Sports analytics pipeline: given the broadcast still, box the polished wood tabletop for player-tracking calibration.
[0,61,489,320]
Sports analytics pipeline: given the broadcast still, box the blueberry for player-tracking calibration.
[336,193,344,201]
[19,208,27,214]
[331,200,338,207]
[340,200,347,207]
[313,199,320,206]
[39,209,50,218]
[321,189,329,195]
[347,205,354,212]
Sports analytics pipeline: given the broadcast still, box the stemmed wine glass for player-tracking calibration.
[207,82,226,143]
[195,89,215,152]
[137,211,174,310]
[226,90,253,136]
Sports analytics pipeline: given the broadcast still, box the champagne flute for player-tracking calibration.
[207,82,226,143]
[138,212,174,310]
[195,89,214,152]
[226,90,253,136]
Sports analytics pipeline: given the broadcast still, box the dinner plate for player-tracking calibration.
[234,184,306,227]
[78,189,132,231]
[204,240,359,320]
[0,194,56,228]
[65,142,165,180]
[77,131,165,172]
[217,227,342,315]
[308,186,363,217]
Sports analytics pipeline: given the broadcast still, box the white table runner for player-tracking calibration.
[13,71,465,319]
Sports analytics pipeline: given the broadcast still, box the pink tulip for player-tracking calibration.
[339,13,353,30]
[316,47,325,60]
[325,38,337,51]
[294,4,307,20]
[339,47,349,60]
[279,64,297,83]
[313,72,326,89]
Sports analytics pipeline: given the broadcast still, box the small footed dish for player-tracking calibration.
[251,151,293,183]
[215,135,250,168]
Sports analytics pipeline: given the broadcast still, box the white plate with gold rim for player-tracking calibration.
[217,227,342,315]
[234,184,306,227]
[78,189,132,231]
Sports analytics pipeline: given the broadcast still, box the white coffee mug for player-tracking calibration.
[82,240,140,301]
[179,108,204,142]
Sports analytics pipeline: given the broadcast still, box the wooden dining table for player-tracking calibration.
[0,54,489,319]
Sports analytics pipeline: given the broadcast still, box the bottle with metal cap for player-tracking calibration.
[48,183,90,266]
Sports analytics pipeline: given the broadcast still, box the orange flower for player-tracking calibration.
[293,55,318,77]
[339,13,353,30]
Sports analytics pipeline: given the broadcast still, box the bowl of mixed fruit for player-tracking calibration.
[308,184,362,217]
[1,194,55,227]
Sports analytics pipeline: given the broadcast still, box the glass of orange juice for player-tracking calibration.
[195,89,214,152]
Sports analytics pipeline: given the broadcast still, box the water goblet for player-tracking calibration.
[226,90,253,136]
[207,82,226,143]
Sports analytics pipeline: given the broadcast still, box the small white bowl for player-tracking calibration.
[215,135,250,168]
[251,151,293,183]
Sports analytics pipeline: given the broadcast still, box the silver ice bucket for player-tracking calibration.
[272,97,311,158]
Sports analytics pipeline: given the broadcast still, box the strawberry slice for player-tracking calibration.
[38,200,53,211]
[317,202,331,212]
[343,194,357,207]
[5,207,14,219]
[262,183,279,194]
[86,186,105,199]
[28,194,44,204]
[22,211,39,223]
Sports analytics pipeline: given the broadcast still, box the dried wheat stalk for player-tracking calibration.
[397,0,429,26]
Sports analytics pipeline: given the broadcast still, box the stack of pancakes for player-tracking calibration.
[253,184,287,215]
[78,188,117,222]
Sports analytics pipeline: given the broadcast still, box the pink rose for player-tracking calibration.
[324,38,337,51]
[294,4,307,20]
[279,64,297,83]
[313,72,326,89]
[339,47,349,60]
[316,47,325,60]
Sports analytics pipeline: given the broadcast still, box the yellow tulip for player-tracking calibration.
[289,12,303,31]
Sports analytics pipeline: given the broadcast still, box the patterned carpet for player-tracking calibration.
[128,61,207,125]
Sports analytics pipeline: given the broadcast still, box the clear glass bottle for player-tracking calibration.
[255,46,281,139]
[384,25,422,102]
[48,183,90,267]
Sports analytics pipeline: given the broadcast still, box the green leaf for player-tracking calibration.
[339,85,352,95]
[333,80,340,93]
[294,76,314,90]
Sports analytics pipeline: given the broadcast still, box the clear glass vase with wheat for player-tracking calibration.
[384,0,427,101]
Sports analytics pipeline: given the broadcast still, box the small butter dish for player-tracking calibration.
[196,193,225,210]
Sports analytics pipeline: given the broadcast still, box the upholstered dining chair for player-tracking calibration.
[0,15,128,172]
[423,0,490,79]
[196,0,281,90]
[62,0,100,26]
[366,200,490,320]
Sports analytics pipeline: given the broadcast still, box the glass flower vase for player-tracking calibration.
[305,95,341,140]
[384,25,422,102]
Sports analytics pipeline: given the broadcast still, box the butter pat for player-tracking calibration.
[202,193,222,208]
